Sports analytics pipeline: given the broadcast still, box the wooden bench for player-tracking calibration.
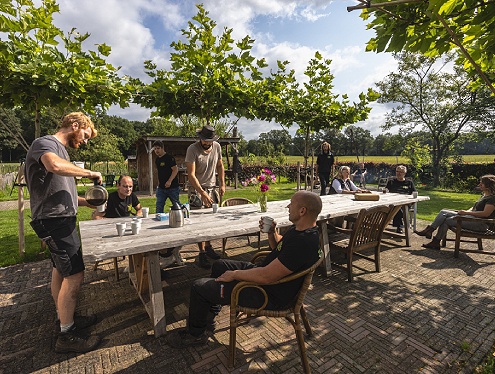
[441,215,495,257]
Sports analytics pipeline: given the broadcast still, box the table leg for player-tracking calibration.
[128,252,166,337]
[146,251,166,337]
[403,205,411,247]
[318,221,332,277]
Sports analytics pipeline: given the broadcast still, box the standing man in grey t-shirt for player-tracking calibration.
[185,125,225,268]
[25,112,102,354]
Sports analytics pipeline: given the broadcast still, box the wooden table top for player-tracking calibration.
[80,192,429,262]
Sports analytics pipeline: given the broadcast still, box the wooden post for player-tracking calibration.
[297,162,301,191]
[18,184,25,255]
[148,140,154,196]
[16,162,26,256]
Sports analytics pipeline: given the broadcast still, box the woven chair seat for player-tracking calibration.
[229,251,323,373]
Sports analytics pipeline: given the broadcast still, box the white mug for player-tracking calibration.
[97,204,106,213]
[261,216,274,233]
[212,203,218,213]
[116,223,126,237]
[412,191,418,198]
[142,207,149,218]
[131,221,140,235]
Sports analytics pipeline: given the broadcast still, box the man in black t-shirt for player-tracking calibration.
[153,140,180,213]
[166,190,322,348]
[93,175,142,219]
[385,165,416,233]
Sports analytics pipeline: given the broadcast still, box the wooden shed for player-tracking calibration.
[136,135,241,195]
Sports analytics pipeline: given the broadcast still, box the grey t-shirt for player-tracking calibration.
[185,141,222,189]
[25,135,78,220]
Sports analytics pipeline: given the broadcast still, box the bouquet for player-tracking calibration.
[242,168,276,212]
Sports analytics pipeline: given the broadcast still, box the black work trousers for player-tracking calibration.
[187,259,267,336]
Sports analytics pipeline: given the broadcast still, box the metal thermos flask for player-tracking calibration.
[169,202,184,228]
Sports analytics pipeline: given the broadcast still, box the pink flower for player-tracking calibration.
[260,183,269,193]
[258,174,266,182]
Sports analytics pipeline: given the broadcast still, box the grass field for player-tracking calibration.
[270,155,495,164]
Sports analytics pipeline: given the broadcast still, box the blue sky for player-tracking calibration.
[54,0,397,139]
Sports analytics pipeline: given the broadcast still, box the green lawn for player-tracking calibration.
[276,155,495,164]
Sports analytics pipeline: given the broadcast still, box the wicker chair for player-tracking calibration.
[221,198,261,253]
[229,251,323,373]
[441,215,495,258]
[328,204,396,282]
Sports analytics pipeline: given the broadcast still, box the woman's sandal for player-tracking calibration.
[422,241,441,250]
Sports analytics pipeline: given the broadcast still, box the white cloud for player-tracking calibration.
[45,0,396,139]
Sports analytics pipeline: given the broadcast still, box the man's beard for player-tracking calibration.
[201,143,212,150]
[68,130,81,149]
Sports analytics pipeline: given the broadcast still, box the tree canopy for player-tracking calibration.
[0,0,137,139]
[268,51,379,167]
[376,52,495,185]
[136,4,268,126]
[354,0,495,93]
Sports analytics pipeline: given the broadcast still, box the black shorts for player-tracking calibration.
[30,216,85,277]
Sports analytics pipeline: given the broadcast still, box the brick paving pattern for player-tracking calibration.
[1,230,494,373]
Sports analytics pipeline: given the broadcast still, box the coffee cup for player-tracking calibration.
[261,216,274,233]
[212,203,218,213]
[142,207,149,218]
[131,221,140,235]
[116,223,125,237]
[412,191,418,198]
[97,204,106,213]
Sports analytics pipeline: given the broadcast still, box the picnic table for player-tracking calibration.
[79,192,429,337]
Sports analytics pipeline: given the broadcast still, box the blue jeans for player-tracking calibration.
[155,186,180,213]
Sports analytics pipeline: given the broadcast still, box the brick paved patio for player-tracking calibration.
[1,229,494,373]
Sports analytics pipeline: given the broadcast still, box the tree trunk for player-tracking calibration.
[304,128,309,189]
[34,103,41,139]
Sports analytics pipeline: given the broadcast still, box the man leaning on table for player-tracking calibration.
[185,125,225,268]
[92,175,142,219]
[166,190,322,348]
[384,165,416,233]
[25,112,101,354]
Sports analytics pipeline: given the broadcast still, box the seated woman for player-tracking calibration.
[329,166,369,194]
[415,174,495,249]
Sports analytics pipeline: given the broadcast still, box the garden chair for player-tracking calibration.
[441,215,495,258]
[229,251,323,373]
[221,198,260,253]
[328,204,396,282]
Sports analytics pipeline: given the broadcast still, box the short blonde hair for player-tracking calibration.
[396,165,407,173]
[321,142,331,151]
[337,166,350,179]
[61,112,97,138]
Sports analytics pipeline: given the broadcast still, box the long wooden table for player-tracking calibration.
[79,192,429,337]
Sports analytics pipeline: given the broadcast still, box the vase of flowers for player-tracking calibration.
[242,168,276,213]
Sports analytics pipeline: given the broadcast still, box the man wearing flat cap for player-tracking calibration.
[185,125,225,268]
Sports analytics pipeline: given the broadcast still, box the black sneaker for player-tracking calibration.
[56,314,97,332]
[198,252,211,269]
[204,246,220,260]
[396,227,403,234]
[166,327,208,348]
[55,328,101,353]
